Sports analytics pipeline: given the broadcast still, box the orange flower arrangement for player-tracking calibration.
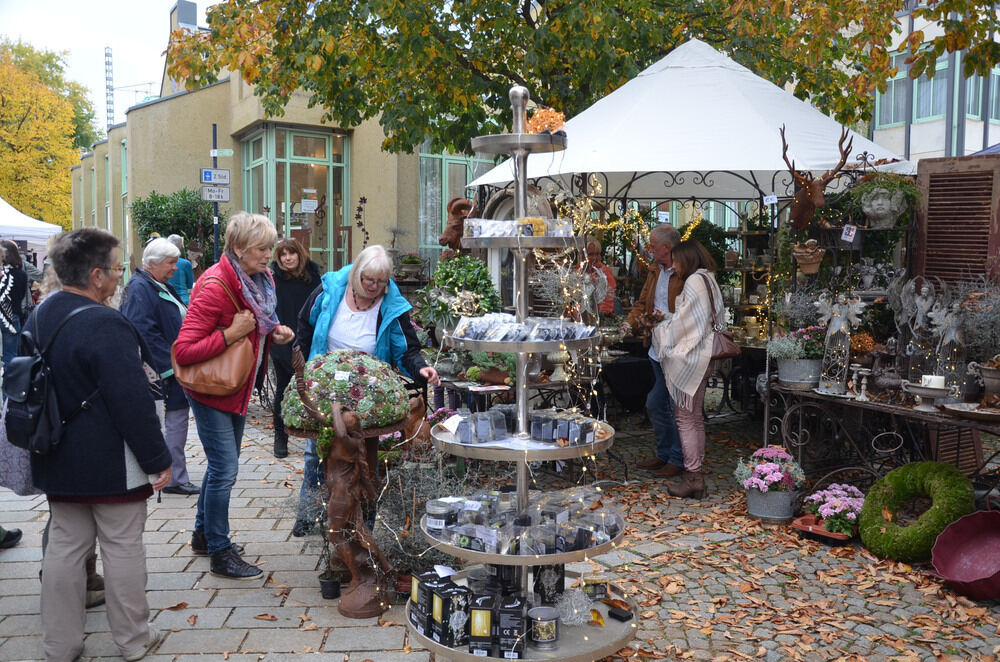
[851,332,875,354]
[527,106,565,134]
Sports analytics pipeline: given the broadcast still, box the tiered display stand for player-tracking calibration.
[404,86,636,661]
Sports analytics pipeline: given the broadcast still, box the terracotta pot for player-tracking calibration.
[790,513,853,545]
[478,367,510,385]
[793,250,825,275]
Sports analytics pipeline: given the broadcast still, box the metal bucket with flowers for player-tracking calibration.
[733,446,806,523]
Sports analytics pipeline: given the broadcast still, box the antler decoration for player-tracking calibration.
[293,346,331,426]
[780,125,854,230]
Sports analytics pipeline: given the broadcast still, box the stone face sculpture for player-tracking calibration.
[861,187,906,229]
[293,348,392,619]
[439,197,475,250]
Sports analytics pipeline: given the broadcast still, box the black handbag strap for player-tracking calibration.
[698,272,724,332]
[26,302,104,424]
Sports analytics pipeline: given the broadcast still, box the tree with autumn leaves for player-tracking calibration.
[0,52,75,230]
[166,0,916,155]
[0,41,96,230]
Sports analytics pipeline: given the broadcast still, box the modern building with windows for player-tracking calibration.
[873,5,1000,162]
[72,1,490,275]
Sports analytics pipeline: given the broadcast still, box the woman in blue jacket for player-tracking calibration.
[291,244,439,536]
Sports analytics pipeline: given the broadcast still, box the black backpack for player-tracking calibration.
[3,304,102,454]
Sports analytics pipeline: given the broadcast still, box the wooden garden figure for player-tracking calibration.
[293,348,393,618]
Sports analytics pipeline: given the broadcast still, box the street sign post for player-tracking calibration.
[200,168,231,185]
[200,186,230,202]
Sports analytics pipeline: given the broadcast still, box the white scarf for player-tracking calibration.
[652,269,725,411]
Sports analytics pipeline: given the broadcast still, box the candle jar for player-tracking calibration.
[527,606,560,649]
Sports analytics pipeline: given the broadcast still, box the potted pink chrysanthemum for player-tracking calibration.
[792,484,865,542]
[734,446,806,523]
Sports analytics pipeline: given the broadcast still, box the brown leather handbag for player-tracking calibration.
[700,273,741,361]
[171,276,255,396]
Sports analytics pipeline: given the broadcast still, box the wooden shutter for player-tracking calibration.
[914,154,1000,282]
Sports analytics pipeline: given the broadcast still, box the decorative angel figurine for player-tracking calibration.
[815,294,865,394]
[900,277,939,381]
[930,301,966,397]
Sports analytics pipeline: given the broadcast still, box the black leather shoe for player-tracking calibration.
[163,482,200,495]
[0,528,22,549]
[210,547,262,580]
[291,519,314,537]
[274,434,289,459]
[191,530,244,556]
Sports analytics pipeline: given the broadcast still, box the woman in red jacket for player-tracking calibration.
[173,212,295,580]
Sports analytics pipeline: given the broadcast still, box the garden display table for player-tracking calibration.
[765,384,996,496]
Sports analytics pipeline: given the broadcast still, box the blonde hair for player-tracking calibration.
[348,245,392,293]
[224,212,277,257]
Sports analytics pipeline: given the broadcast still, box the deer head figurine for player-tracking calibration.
[780,125,854,230]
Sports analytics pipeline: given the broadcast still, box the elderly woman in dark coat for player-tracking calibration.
[121,238,199,496]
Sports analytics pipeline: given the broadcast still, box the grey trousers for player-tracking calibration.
[156,401,191,487]
[42,500,152,661]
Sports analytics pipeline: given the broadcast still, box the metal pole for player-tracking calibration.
[213,123,220,263]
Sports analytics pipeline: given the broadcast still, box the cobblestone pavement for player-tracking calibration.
[0,401,998,661]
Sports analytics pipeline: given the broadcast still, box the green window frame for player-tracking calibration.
[90,166,96,227]
[989,68,1000,123]
[104,154,111,230]
[121,139,130,271]
[875,53,909,128]
[914,55,949,121]
[417,145,495,270]
[242,126,349,271]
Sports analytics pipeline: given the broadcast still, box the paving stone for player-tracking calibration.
[321,626,405,651]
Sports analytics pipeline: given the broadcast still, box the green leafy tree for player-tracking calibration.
[129,189,222,265]
[166,0,904,155]
[1,39,101,151]
[0,51,76,229]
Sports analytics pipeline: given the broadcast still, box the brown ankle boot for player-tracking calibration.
[667,471,706,499]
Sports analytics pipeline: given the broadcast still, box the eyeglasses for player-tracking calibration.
[360,275,388,287]
[104,264,126,274]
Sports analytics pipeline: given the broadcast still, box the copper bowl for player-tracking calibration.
[931,510,1000,601]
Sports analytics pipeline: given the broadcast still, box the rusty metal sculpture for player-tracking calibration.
[438,197,475,250]
[780,125,853,230]
[293,348,392,618]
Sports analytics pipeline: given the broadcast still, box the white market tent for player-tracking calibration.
[470,38,915,202]
[0,196,62,251]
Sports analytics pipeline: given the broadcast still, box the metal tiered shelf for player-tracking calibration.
[405,85,632,662]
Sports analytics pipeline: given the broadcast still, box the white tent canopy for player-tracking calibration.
[0,196,62,251]
[470,39,914,201]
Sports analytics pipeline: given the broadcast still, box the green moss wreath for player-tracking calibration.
[859,461,974,563]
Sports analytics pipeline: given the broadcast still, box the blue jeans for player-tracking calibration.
[648,358,683,467]
[188,398,245,555]
[298,438,326,521]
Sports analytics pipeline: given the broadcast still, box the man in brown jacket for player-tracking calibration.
[624,224,684,476]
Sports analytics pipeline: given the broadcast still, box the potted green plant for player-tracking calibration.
[768,326,825,389]
[470,351,516,385]
[399,252,424,277]
[733,446,806,523]
[414,255,502,345]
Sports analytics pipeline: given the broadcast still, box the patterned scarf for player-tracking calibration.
[228,255,279,336]
[0,265,15,335]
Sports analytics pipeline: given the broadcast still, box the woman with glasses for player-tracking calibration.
[289,244,439,537]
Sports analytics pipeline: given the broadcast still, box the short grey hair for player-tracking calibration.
[650,224,681,248]
[349,245,392,293]
[143,238,180,267]
[167,234,184,251]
